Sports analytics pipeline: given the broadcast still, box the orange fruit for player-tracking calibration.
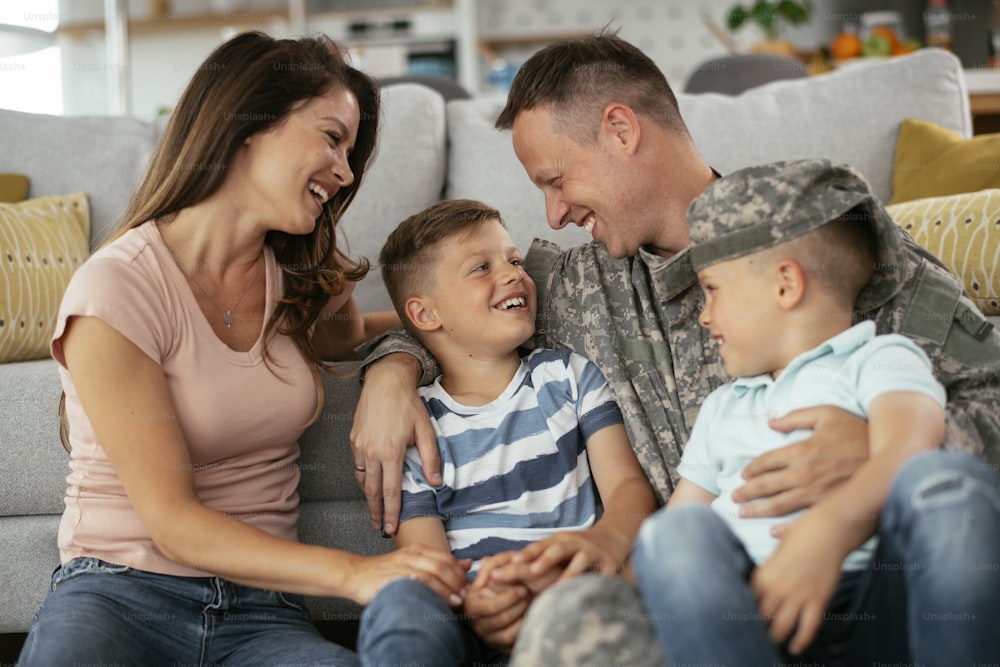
[891,40,916,56]
[831,32,862,59]
[870,26,901,50]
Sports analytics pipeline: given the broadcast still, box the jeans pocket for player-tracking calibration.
[51,557,132,590]
[275,591,310,614]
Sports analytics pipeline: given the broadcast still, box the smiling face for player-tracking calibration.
[512,105,655,260]
[697,256,785,378]
[236,87,360,236]
[414,218,537,357]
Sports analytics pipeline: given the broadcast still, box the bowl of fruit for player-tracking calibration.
[830,12,921,66]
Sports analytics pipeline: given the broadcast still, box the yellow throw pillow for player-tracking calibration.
[886,189,1000,315]
[889,119,1000,204]
[0,174,29,203]
[0,192,90,362]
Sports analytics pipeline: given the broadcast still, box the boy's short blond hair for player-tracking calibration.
[380,199,503,338]
[747,210,878,308]
[688,160,900,312]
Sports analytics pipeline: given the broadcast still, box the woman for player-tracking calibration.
[17,31,468,667]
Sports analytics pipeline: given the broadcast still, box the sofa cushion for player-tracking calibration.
[0,515,62,634]
[0,359,68,517]
[0,173,29,202]
[298,365,368,504]
[0,109,160,249]
[340,83,447,314]
[678,49,970,205]
[887,190,1000,315]
[0,193,90,362]
[444,97,592,253]
[888,119,1000,204]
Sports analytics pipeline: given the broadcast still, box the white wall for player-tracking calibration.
[476,0,837,92]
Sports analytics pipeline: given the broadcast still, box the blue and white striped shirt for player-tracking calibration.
[400,348,623,575]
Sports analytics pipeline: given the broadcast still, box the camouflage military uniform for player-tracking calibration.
[363,159,1000,667]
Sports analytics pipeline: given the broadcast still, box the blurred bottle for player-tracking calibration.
[925,0,952,51]
[991,0,1000,67]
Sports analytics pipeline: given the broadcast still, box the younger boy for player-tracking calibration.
[634,160,998,665]
[357,199,656,666]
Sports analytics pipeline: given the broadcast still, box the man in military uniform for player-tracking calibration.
[351,31,1000,666]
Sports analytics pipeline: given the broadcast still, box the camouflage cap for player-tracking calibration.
[687,159,907,312]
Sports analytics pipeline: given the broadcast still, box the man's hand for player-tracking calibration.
[349,353,439,534]
[734,406,868,518]
[464,553,532,653]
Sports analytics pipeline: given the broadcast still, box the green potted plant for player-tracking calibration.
[726,0,813,55]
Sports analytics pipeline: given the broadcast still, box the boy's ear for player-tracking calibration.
[775,259,806,310]
[404,296,442,332]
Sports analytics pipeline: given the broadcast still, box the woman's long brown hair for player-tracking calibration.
[60,31,380,450]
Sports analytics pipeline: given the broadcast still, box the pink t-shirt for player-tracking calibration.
[51,220,342,577]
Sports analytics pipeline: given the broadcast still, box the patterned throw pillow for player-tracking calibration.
[0,192,90,362]
[886,189,1000,315]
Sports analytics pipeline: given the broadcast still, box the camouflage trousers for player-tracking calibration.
[510,574,666,667]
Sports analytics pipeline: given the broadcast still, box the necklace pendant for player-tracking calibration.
[224,310,234,328]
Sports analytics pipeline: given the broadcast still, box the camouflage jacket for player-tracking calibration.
[363,229,1000,504]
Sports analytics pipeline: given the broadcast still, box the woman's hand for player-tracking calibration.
[734,406,869,518]
[347,545,470,607]
[349,353,439,534]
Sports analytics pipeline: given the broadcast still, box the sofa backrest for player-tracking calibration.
[443,48,971,271]
[0,109,160,249]
[340,83,447,313]
[679,48,970,202]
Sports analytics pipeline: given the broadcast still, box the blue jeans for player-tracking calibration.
[17,557,359,667]
[357,578,508,667]
[632,449,1000,667]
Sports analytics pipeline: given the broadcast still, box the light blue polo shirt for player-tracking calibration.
[678,321,946,569]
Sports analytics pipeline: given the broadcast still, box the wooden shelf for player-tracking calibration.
[57,10,288,39]
[965,69,1000,117]
[478,30,590,50]
[971,91,1000,116]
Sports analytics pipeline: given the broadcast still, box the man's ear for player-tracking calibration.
[404,296,442,333]
[775,259,806,310]
[601,103,641,155]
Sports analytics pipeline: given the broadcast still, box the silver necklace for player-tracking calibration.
[173,251,263,328]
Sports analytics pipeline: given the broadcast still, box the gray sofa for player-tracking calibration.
[1,48,992,638]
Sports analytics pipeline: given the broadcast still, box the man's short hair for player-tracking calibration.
[380,199,502,337]
[495,28,689,142]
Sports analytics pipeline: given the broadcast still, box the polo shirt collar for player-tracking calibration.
[730,321,877,394]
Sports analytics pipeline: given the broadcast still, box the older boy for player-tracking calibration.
[632,160,998,666]
[356,199,656,667]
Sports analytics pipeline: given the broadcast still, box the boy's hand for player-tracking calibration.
[735,406,868,518]
[750,513,847,655]
[496,530,624,584]
[465,553,531,652]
